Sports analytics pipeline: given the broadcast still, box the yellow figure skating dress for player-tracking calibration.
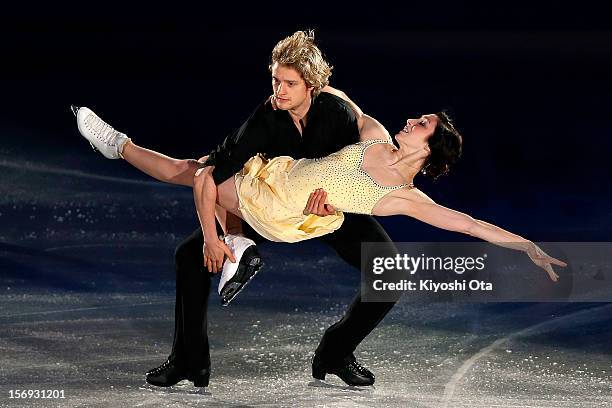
[234,139,414,242]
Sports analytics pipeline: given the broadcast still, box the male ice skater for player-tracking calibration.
[186,30,400,387]
[76,30,400,388]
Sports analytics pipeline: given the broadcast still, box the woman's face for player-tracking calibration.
[395,114,438,145]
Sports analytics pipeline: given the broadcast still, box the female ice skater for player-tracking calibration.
[73,96,565,285]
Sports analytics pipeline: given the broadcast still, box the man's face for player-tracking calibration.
[271,62,313,111]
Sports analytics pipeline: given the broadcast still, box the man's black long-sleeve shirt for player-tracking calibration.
[205,93,360,185]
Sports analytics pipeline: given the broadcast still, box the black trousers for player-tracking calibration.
[168,213,399,370]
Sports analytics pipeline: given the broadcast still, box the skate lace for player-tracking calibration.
[348,357,373,377]
[85,113,118,146]
[151,360,171,374]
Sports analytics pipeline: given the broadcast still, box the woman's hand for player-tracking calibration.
[303,188,337,216]
[203,237,237,273]
[526,243,567,282]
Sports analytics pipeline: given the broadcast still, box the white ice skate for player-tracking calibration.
[71,105,129,159]
[218,234,263,306]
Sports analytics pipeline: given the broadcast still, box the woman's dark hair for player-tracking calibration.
[422,110,463,180]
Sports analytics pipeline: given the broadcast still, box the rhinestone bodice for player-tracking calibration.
[285,139,413,215]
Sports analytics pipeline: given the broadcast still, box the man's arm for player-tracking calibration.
[204,99,272,185]
[191,100,272,270]
[298,87,368,216]
[193,166,235,273]
[320,87,394,144]
[321,85,365,131]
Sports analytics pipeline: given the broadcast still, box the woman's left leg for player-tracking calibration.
[214,175,243,220]
[199,171,262,305]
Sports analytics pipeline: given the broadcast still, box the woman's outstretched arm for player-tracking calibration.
[373,189,566,281]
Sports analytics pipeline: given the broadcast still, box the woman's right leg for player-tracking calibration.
[121,141,247,235]
[121,141,205,187]
[74,106,203,187]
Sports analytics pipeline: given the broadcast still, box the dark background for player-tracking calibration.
[1,2,611,242]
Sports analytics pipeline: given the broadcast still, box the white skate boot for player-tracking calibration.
[71,105,129,159]
[218,234,263,306]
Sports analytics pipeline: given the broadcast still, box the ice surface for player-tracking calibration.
[1,148,611,407]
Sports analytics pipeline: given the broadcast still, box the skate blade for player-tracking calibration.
[308,379,374,392]
[221,260,263,307]
[140,381,211,396]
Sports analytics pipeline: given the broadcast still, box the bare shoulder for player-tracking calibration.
[372,187,435,216]
[359,115,393,142]
[387,187,435,203]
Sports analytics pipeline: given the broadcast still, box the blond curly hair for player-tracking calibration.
[269,30,333,97]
